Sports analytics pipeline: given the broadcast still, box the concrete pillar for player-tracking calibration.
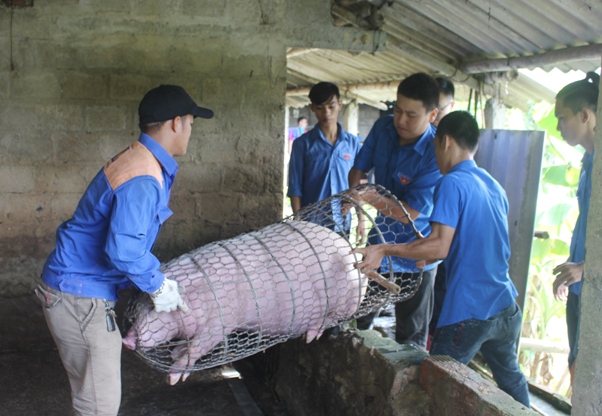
[284,106,291,214]
[572,59,602,416]
[484,95,506,129]
[285,105,291,150]
[343,99,359,136]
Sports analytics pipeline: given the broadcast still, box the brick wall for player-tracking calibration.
[0,0,382,299]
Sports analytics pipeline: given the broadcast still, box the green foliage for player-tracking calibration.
[537,107,560,141]
[542,166,580,187]
[530,238,571,263]
[536,202,573,227]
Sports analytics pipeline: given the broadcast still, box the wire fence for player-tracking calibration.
[123,184,424,382]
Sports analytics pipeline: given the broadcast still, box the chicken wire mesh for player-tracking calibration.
[123,184,424,382]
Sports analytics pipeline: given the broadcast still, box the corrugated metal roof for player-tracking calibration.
[287,0,602,110]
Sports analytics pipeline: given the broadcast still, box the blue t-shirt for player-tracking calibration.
[353,115,441,273]
[430,160,518,327]
[287,123,360,229]
[42,134,177,301]
[569,151,593,295]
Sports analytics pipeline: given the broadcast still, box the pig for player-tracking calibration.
[123,220,368,385]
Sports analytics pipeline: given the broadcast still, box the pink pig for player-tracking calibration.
[123,220,367,385]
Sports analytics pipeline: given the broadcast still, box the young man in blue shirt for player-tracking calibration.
[349,73,442,350]
[36,85,213,416]
[288,82,361,231]
[428,77,456,343]
[551,72,598,386]
[351,111,530,407]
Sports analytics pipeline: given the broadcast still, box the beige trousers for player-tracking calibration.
[37,283,122,416]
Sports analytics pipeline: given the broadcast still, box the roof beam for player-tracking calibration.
[287,40,557,112]
[386,43,483,92]
[286,86,387,111]
[286,48,320,59]
[341,93,388,111]
[461,44,602,73]
[287,68,321,85]
[287,68,389,110]
[286,76,538,112]
[288,81,397,96]
[386,42,543,111]
[331,1,384,31]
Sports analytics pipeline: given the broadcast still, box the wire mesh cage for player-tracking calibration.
[123,184,424,383]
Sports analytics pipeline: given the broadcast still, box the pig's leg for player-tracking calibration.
[168,337,203,385]
[167,331,225,385]
[305,328,324,343]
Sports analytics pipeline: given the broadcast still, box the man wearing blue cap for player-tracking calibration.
[36,85,214,415]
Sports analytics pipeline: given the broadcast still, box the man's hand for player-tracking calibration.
[355,220,366,245]
[350,245,385,274]
[346,185,380,206]
[552,262,584,301]
[415,259,427,270]
[342,179,371,212]
[151,278,190,313]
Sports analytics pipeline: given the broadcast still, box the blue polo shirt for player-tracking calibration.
[430,160,517,327]
[353,115,441,273]
[569,151,593,295]
[42,134,177,301]
[288,123,360,229]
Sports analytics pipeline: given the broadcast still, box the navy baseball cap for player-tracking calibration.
[138,84,214,124]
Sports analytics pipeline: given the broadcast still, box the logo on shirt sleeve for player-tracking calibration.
[397,172,412,185]
[343,153,352,160]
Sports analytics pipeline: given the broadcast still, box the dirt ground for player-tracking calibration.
[0,294,280,416]
[0,345,268,416]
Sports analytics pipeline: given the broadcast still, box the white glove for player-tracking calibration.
[150,278,190,314]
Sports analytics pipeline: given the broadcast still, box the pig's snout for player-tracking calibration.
[122,329,137,350]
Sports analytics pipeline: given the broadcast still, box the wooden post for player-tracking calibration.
[483,96,506,129]
[343,99,359,136]
[571,57,602,415]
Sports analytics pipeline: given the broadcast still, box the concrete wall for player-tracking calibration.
[0,0,384,298]
[240,331,538,416]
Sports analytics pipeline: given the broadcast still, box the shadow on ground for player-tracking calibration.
[0,293,282,416]
[0,346,254,416]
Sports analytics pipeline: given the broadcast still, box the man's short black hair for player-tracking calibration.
[436,77,455,98]
[397,73,440,111]
[140,121,168,134]
[556,71,599,114]
[309,82,340,105]
[297,116,308,123]
[436,111,480,152]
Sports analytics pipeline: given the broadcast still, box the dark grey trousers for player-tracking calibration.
[356,267,436,350]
